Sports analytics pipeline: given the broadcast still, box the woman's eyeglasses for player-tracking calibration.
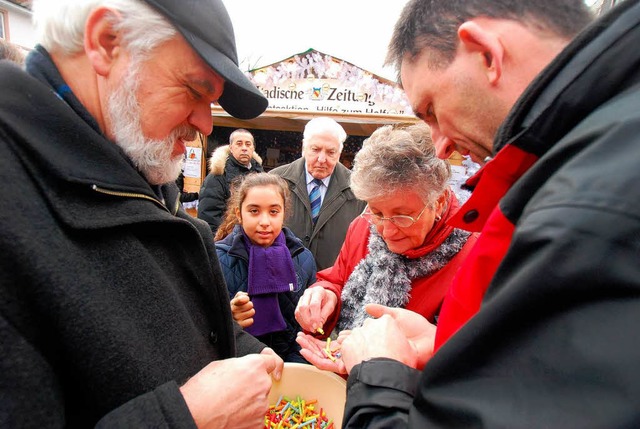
[360,204,429,228]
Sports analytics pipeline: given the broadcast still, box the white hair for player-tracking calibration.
[32,0,176,58]
[302,117,347,152]
[351,124,450,206]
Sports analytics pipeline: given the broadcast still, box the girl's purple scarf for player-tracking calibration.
[242,230,298,337]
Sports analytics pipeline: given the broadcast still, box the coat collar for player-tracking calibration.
[208,144,263,176]
[448,145,537,232]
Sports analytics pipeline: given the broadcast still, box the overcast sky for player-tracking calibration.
[222,0,601,81]
[221,0,411,81]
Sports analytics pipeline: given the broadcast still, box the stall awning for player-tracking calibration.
[210,105,419,136]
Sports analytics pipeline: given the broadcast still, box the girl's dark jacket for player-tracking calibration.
[216,225,317,362]
[344,1,640,427]
[0,61,264,427]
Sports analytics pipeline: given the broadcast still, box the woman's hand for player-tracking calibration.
[296,332,347,374]
[230,291,255,328]
[294,287,337,333]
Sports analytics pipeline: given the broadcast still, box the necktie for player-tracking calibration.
[309,178,322,224]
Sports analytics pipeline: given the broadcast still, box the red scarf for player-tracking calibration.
[402,191,460,259]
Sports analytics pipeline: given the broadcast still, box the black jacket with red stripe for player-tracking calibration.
[344,0,640,427]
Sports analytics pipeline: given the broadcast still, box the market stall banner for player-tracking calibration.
[246,49,413,117]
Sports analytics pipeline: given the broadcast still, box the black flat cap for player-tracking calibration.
[142,0,268,119]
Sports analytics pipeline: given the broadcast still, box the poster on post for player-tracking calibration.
[184,147,203,179]
[181,135,207,216]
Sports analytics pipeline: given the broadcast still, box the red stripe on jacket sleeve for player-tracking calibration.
[435,207,516,350]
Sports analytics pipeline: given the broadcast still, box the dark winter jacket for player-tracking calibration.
[270,158,366,270]
[216,226,316,362]
[198,145,263,233]
[0,55,264,428]
[344,1,640,427]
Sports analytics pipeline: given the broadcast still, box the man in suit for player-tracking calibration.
[270,117,366,270]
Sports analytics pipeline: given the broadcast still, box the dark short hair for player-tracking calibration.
[228,128,254,145]
[386,0,593,72]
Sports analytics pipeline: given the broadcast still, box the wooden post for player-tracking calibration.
[182,133,207,217]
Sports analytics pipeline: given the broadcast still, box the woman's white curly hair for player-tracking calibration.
[351,123,451,207]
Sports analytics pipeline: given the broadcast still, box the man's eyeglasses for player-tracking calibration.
[360,204,429,228]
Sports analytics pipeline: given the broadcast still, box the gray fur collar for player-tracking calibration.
[338,226,470,331]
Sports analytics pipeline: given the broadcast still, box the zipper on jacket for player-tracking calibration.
[91,184,170,213]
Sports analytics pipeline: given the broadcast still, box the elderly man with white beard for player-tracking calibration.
[0,0,284,428]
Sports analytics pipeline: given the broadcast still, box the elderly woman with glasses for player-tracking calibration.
[294,123,478,370]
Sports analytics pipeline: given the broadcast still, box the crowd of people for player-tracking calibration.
[2,0,640,427]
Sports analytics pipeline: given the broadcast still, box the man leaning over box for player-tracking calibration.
[0,0,283,427]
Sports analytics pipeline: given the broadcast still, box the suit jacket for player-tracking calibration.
[270,158,366,270]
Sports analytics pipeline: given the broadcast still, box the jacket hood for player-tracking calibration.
[208,144,263,175]
[495,0,640,157]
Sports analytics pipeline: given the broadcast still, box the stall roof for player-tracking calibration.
[3,0,31,10]
[211,106,419,136]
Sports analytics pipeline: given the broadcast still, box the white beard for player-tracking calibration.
[107,63,197,185]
